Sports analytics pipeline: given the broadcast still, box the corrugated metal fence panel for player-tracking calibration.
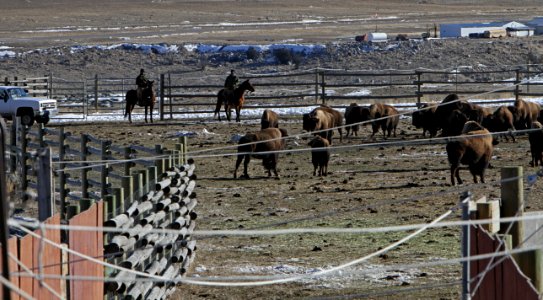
[32,214,62,299]
[69,202,103,300]
[471,225,539,300]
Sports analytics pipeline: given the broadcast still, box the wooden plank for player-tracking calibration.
[69,203,102,300]
[19,234,33,296]
[31,214,62,299]
[0,237,20,300]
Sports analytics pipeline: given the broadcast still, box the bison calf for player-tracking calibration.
[308,136,330,176]
[529,121,543,167]
[446,121,494,186]
[234,128,288,179]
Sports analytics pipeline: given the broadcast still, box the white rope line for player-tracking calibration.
[9,213,543,238]
[0,274,34,300]
[8,253,64,300]
[7,238,543,285]
[9,205,452,287]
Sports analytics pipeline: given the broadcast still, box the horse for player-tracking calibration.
[125,81,156,123]
[214,79,255,122]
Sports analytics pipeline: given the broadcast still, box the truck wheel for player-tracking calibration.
[21,113,35,126]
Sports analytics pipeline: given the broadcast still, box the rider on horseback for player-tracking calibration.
[224,69,239,91]
[136,68,149,106]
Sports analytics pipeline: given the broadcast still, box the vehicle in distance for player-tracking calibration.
[0,86,58,126]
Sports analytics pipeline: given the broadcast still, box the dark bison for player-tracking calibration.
[508,98,541,130]
[308,135,330,176]
[303,106,341,145]
[434,94,488,136]
[412,103,439,137]
[529,121,543,167]
[482,105,516,142]
[234,128,288,179]
[446,121,494,186]
[364,103,399,138]
[261,109,279,129]
[344,103,370,138]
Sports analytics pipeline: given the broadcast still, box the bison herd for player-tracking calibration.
[232,94,543,186]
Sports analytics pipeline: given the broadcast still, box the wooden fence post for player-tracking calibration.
[81,134,89,199]
[94,74,99,111]
[155,145,164,175]
[58,128,68,220]
[320,71,326,105]
[122,176,134,203]
[19,119,28,191]
[416,70,422,107]
[515,68,521,102]
[37,147,53,221]
[160,73,165,121]
[101,141,111,198]
[517,249,543,292]
[124,147,133,176]
[499,166,524,249]
[314,69,319,103]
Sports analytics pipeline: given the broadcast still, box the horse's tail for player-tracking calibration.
[125,89,136,118]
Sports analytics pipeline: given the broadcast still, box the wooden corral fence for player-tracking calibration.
[6,120,196,299]
[3,76,49,97]
[158,65,543,120]
[9,65,543,120]
[467,167,542,299]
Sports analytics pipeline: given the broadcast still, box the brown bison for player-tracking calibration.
[482,105,515,142]
[308,135,330,176]
[303,105,342,144]
[529,121,543,167]
[446,121,494,186]
[344,103,370,138]
[261,109,279,129]
[364,103,399,138]
[412,103,439,137]
[509,98,541,130]
[234,128,288,179]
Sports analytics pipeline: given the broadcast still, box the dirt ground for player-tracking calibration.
[5,1,543,299]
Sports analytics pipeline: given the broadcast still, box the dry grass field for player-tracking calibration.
[4,1,543,299]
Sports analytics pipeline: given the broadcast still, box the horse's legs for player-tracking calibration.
[150,103,153,123]
[144,105,148,123]
[225,104,231,122]
[235,107,241,122]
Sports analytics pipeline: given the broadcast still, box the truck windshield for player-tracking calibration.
[8,88,28,99]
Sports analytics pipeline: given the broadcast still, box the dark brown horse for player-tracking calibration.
[125,81,156,123]
[214,79,255,122]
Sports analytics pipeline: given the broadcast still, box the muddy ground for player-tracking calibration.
[53,116,543,300]
[5,0,543,299]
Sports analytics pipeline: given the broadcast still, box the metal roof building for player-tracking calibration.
[440,21,528,38]
[527,17,543,35]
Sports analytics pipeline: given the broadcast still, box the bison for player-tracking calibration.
[412,103,439,137]
[308,135,330,176]
[482,105,516,142]
[446,121,494,186]
[365,103,399,138]
[529,121,543,167]
[434,94,488,136]
[344,103,370,138]
[509,98,541,130]
[234,128,288,179]
[303,107,339,145]
[261,109,279,129]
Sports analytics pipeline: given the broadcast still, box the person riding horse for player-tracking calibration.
[224,69,239,92]
[136,68,149,106]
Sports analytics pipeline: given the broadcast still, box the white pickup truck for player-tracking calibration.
[0,86,58,126]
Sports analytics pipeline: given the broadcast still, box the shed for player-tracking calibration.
[440,21,528,38]
[507,26,534,37]
[527,17,543,35]
[367,32,387,43]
